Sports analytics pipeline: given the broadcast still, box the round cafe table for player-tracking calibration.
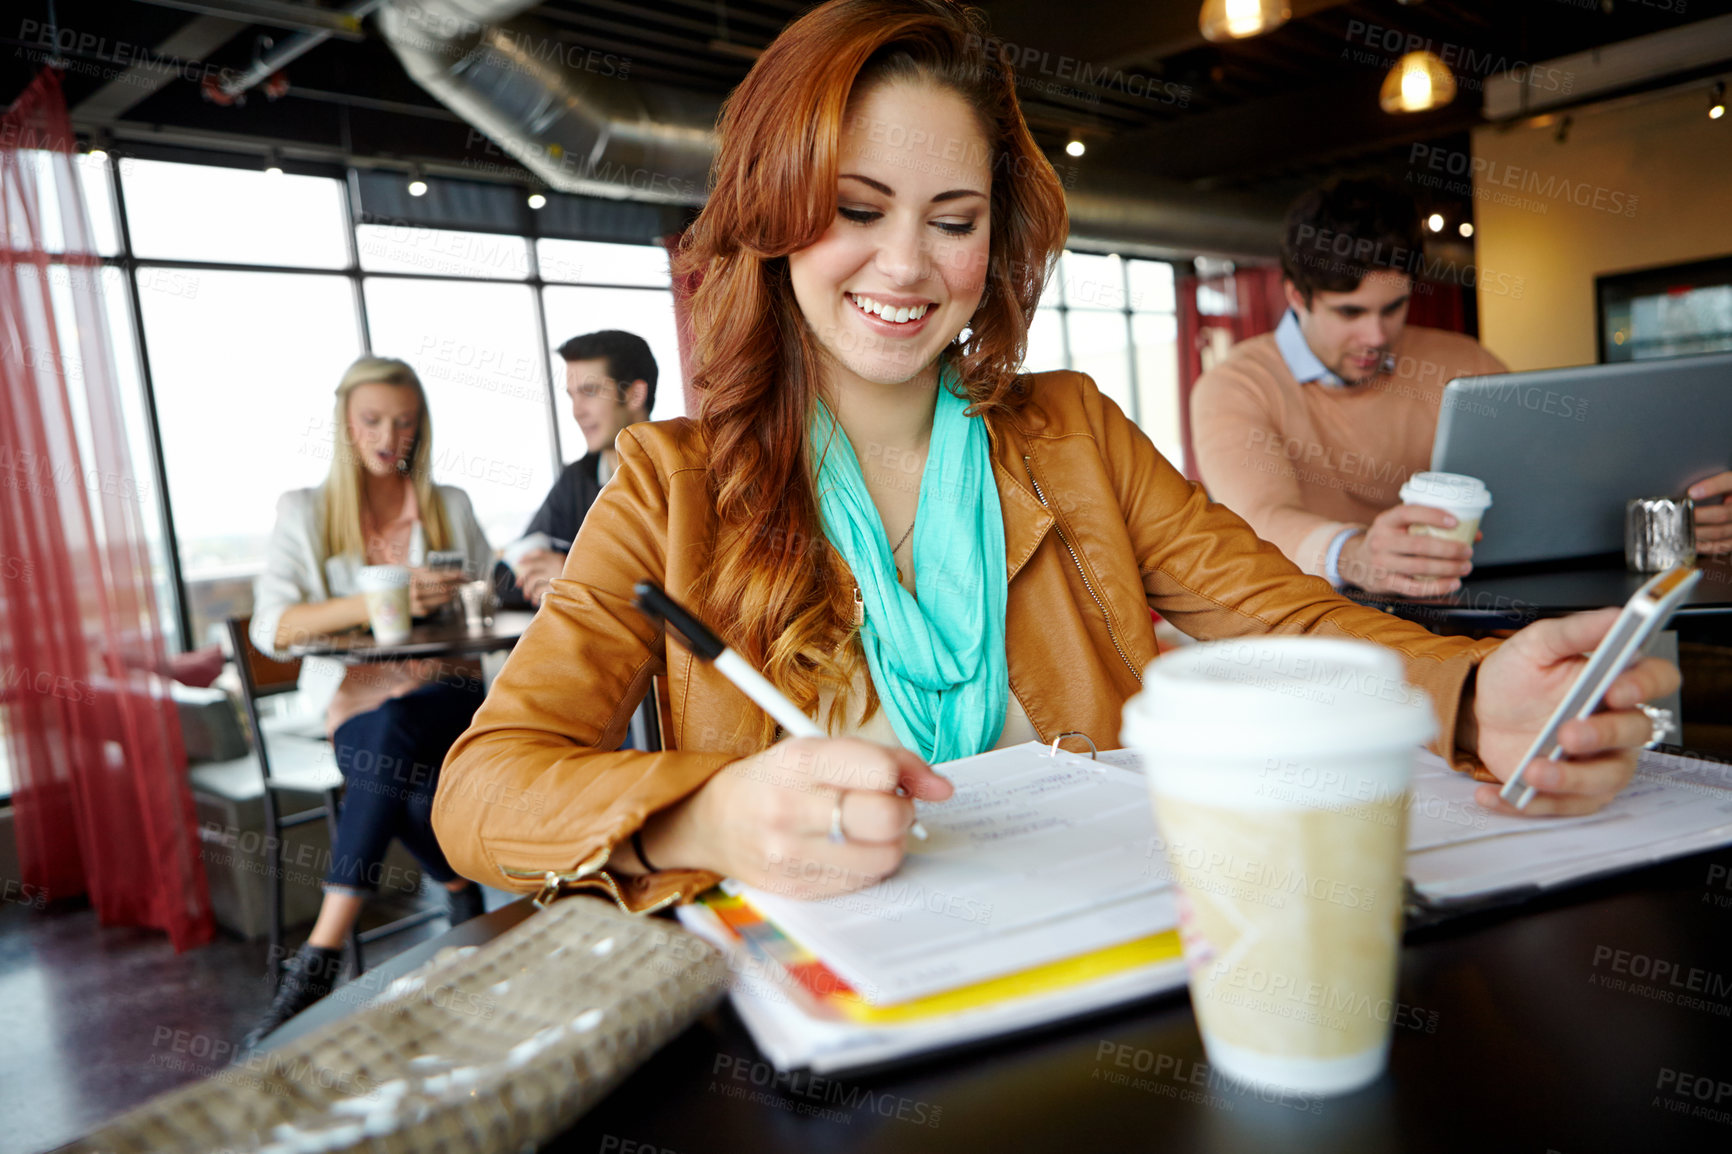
[285,610,536,662]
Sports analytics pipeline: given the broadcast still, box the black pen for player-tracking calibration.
[634,582,927,839]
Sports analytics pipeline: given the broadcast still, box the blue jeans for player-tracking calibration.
[325,680,484,893]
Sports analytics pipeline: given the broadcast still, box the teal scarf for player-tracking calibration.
[809,368,1008,762]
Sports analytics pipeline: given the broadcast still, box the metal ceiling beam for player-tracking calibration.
[69,14,248,121]
[217,0,385,99]
[126,0,368,39]
[1483,11,1732,120]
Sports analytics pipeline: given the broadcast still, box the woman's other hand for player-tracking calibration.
[1466,608,1680,816]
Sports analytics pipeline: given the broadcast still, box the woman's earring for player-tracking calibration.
[396,456,411,475]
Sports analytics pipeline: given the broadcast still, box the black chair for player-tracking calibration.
[227,617,444,987]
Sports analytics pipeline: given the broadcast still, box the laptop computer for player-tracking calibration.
[1431,351,1732,566]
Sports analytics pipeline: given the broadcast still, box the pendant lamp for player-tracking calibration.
[1199,0,1291,43]
[1380,50,1456,113]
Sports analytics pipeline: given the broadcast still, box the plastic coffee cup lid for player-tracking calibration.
[1121,637,1436,760]
[357,564,411,590]
[1400,471,1490,509]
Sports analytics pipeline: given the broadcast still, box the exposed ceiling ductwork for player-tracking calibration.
[1063,170,1285,261]
[377,0,1286,254]
[378,0,721,206]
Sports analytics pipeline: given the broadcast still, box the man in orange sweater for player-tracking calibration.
[1190,178,1507,597]
[1193,179,1732,593]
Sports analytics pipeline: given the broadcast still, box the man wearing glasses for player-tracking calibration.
[501,330,657,607]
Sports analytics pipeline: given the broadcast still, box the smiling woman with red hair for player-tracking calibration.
[434,0,1676,913]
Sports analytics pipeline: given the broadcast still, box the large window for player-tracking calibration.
[97,159,701,648]
[76,155,1182,654]
[1022,252,1184,468]
[123,159,350,268]
[139,269,362,643]
[364,278,552,547]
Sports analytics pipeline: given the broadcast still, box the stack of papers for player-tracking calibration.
[1405,746,1732,904]
[738,744,1176,1003]
[677,741,1732,1074]
[676,743,1189,1073]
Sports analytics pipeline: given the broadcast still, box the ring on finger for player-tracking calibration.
[828,793,848,845]
[1636,702,1675,750]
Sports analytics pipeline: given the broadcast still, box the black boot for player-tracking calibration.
[242,943,342,1051]
[446,881,487,926]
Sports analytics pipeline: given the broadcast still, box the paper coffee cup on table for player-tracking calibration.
[1398,471,1491,545]
[357,564,412,645]
[1121,637,1436,1096]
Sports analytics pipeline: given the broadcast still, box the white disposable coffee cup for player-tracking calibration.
[1121,637,1436,1096]
[1399,471,1491,546]
[357,565,413,645]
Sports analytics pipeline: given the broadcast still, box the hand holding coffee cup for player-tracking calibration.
[1337,504,1475,597]
[1400,472,1492,547]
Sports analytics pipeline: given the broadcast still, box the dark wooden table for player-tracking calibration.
[285,610,535,662]
[1347,553,1732,635]
[268,844,1732,1154]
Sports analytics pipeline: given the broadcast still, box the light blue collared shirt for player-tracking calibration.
[1273,308,1345,388]
[1273,309,1361,583]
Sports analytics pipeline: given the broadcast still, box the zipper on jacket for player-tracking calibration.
[500,844,609,908]
[499,847,683,914]
[499,863,591,909]
[1023,455,1143,685]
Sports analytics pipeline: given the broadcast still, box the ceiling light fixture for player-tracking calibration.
[264,148,283,177]
[1199,0,1290,43]
[1380,51,1456,113]
[1065,139,1086,157]
[1426,212,1445,233]
[527,191,547,210]
[1459,221,1474,238]
[407,165,428,197]
[1711,81,1726,120]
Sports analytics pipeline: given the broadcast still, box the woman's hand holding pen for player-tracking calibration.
[642,737,953,899]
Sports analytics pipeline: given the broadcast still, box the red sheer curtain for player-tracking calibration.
[1175,264,1285,480]
[1,71,213,950]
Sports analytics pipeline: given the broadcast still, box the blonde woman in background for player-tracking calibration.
[243,356,492,1047]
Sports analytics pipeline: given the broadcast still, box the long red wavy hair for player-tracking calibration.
[674,0,1068,740]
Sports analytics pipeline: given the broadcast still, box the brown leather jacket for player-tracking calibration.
[434,371,1499,913]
